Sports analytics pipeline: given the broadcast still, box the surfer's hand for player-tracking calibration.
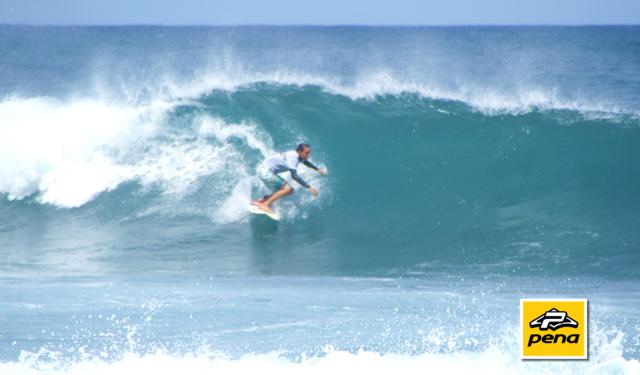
[317,168,327,175]
[308,186,318,197]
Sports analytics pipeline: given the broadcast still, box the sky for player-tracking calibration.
[0,0,639,25]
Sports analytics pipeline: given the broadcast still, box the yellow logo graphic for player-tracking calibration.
[521,299,588,359]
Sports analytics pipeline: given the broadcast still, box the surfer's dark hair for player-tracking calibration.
[297,143,310,152]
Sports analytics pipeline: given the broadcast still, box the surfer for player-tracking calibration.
[251,143,326,214]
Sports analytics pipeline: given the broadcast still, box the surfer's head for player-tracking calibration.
[297,143,311,160]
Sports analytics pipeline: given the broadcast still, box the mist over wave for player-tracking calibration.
[2,25,639,115]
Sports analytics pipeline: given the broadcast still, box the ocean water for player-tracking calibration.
[1,25,639,373]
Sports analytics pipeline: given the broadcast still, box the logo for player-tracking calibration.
[529,308,578,331]
[521,299,588,359]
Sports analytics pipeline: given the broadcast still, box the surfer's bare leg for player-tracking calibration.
[259,185,292,213]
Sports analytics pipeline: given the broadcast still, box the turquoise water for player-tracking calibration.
[1,26,639,373]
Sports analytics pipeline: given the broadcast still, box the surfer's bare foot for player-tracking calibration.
[258,203,274,214]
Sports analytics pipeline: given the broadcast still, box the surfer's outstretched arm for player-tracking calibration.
[302,160,319,171]
[290,169,318,197]
[290,169,310,188]
[302,160,326,175]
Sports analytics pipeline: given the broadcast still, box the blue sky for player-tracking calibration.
[1,0,639,25]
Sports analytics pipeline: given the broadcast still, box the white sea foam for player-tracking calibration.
[0,97,162,206]
[0,96,271,214]
[1,336,638,375]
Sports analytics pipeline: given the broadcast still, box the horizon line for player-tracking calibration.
[1,22,639,28]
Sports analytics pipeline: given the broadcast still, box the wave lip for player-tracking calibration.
[151,68,639,119]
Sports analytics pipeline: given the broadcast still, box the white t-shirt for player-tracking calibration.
[264,150,300,174]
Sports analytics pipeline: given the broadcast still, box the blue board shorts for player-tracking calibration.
[258,166,288,193]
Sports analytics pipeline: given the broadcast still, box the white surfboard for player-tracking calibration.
[248,204,280,221]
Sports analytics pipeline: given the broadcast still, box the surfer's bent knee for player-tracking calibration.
[283,185,293,194]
